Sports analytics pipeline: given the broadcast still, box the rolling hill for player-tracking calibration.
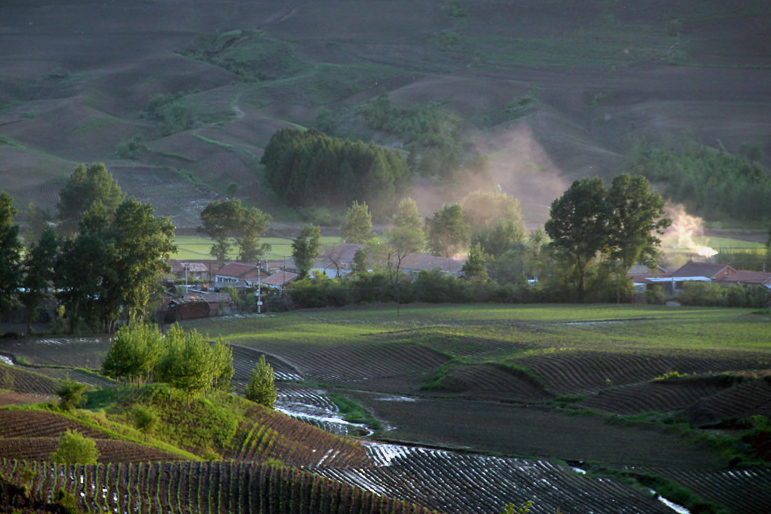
[1,0,769,228]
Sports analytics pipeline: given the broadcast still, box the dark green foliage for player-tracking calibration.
[56,196,176,331]
[184,30,308,82]
[24,201,54,242]
[244,355,278,409]
[356,94,462,179]
[426,203,469,257]
[116,134,145,158]
[50,429,100,464]
[545,175,669,302]
[20,226,58,331]
[146,93,195,136]
[679,281,770,308]
[56,162,125,236]
[462,243,489,281]
[291,224,321,279]
[287,275,350,308]
[57,380,87,411]
[198,199,271,265]
[341,201,373,243]
[635,474,728,514]
[624,138,771,222]
[261,128,409,211]
[0,192,22,315]
[545,177,609,302]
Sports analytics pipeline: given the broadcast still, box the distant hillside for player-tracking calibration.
[1,0,769,228]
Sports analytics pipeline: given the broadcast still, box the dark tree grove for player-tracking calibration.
[260,128,409,212]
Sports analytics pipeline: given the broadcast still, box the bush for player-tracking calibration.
[116,134,145,159]
[57,381,86,412]
[244,355,278,409]
[50,429,100,464]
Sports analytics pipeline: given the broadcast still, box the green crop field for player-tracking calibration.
[189,303,771,353]
[172,235,342,261]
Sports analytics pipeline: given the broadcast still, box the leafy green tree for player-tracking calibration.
[292,224,321,279]
[56,162,125,236]
[605,174,671,301]
[20,226,58,333]
[462,243,489,281]
[463,190,526,257]
[0,192,22,316]
[111,197,176,323]
[198,199,241,266]
[210,337,234,391]
[55,202,118,332]
[132,405,158,441]
[154,325,233,398]
[25,202,54,242]
[545,177,609,302]
[102,322,164,384]
[235,204,272,263]
[426,203,469,257]
[56,198,175,332]
[244,355,278,409]
[385,197,424,281]
[57,381,87,412]
[341,201,373,243]
[50,430,100,464]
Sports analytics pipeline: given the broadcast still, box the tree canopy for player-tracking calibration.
[56,197,176,332]
[341,201,373,243]
[426,204,469,258]
[545,175,670,301]
[260,128,409,211]
[198,199,271,266]
[0,192,22,315]
[292,224,321,279]
[56,162,125,236]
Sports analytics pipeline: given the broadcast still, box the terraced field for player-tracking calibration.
[2,303,770,512]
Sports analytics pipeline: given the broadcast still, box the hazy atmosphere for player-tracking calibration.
[1,2,771,514]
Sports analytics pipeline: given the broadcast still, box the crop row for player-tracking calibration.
[315,443,676,514]
[0,437,184,464]
[274,343,447,385]
[230,345,303,382]
[0,410,105,439]
[682,378,771,425]
[0,364,62,395]
[646,466,771,514]
[521,350,767,395]
[8,336,113,368]
[0,459,438,514]
[578,378,732,415]
[229,406,370,468]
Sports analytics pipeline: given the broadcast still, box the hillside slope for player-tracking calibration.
[1,0,769,227]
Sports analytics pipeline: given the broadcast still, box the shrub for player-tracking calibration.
[50,429,100,464]
[244,355,278,409]
[57,381,86,411]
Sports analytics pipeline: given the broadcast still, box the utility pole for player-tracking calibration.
[257,260,262,314]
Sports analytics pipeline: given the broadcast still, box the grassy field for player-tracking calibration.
[171,235,341,260]
[190,303,771,352]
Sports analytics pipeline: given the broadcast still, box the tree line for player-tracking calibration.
[260,128,410,212]
[0,162,175,333]
[285,174,690,305]
[623,137,771,222]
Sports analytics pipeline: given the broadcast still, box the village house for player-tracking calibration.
[632,260,737,295]
[214,262,270,288]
